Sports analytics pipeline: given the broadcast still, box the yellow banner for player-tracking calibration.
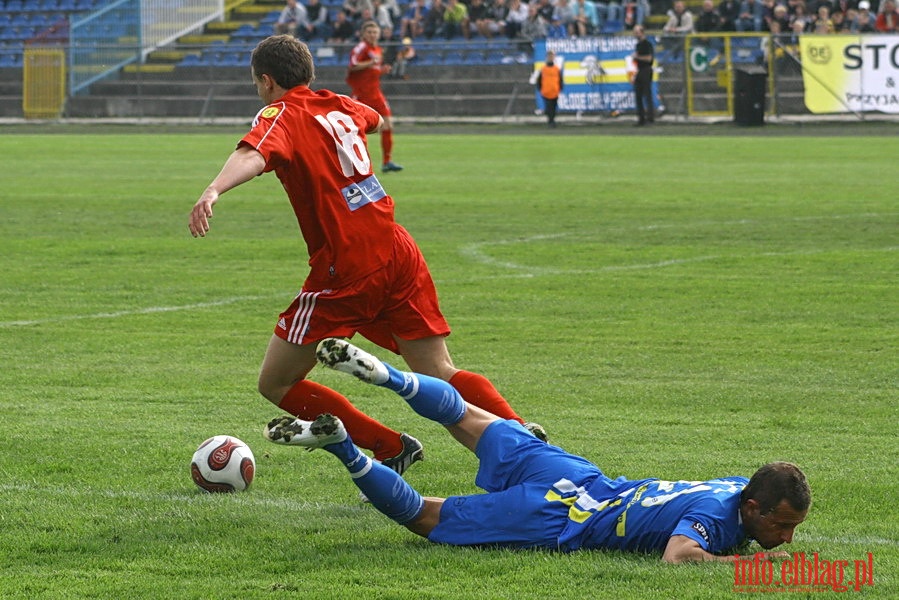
[800,34,899,113]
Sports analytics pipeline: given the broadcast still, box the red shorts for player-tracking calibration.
[354,90,391,118]
[274,226,449,353]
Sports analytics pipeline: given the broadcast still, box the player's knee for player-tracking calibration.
[257,376,285,404]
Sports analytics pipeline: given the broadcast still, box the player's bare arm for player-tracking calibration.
[369,115,385,133]
[189,145,266,237]
[662,535,789,564]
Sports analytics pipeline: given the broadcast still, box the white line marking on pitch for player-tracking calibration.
[0,296,272,328]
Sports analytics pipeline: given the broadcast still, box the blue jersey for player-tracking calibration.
[556,476,749,553]
[430,421,749,555]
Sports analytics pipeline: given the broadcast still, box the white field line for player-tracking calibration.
[0,296,273,328]
[2,214,895,327]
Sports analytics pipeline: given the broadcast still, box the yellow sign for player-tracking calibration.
[800,34,899,113]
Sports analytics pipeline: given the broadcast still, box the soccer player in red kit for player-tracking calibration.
[188,35,545,480]
[346,20,403,173]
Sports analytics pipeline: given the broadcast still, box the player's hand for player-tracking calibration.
[189,189,218,237]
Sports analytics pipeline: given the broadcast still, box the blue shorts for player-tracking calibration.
[428,420,604,548]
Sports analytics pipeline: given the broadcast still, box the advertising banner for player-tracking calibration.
[532,37,658,114]
[800,34,899,113]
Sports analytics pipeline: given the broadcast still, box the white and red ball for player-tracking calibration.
[190,435,255,493]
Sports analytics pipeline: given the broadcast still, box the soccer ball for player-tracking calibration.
[190,435,256,493]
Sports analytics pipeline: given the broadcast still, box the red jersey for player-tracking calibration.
[346,40,384,98]
[240,86,395,288]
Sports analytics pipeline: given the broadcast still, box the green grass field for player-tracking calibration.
[0,130,896,599]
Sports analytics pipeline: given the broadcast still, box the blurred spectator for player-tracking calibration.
[520,1,549,47]
[535,0,556,22]
[506,0,531,38]
[381,0,402,22]
[390,37,416,79]
[696,0,723,31]
[399,0,429,39]
[329,9,356,41]
[718,0,741,30]
[831,0,856,17]
[443,0,470,38]
[663,1,694,59]
[735,0,764,30]
[373,0,395,39]
[831,8,849,29]
[812,3,835,31]
[789,1,812,30]
[275,0,308,37]
[570,0,600,36]
[664,0,696,33]
[483,0,510,37]
[623,1,652,29]
[875,0,899,31]
[302,0,330,40]
[423,0,447,38]
[344,0,374,26]
[856,0,876,30]
[769,3,790,30]
[468,0,493,37]
[553,0,577,35]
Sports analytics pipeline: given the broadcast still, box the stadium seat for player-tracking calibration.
[442,51,464,65]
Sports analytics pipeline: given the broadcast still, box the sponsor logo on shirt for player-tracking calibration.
[691,521,710,543]
[341,174,387,211]
[261,106,281,118]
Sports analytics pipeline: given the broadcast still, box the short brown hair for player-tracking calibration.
[251,35,315,89]
[741,462,811,514]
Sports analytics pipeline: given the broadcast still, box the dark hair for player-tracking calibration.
[741,462,811,514]
[251,35,315,89]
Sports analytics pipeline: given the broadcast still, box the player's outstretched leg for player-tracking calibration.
[265,413,423,525]
[316,338,466,426]
[265,413,423,476]
[264,413,348,448]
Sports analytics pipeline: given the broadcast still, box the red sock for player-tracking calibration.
[276,380,403,460]
[448,371,524,423]
[381,129,393,164]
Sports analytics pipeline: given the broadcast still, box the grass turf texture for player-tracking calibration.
[0,131,896,599]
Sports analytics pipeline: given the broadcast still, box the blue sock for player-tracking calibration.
[381,363,466,426]
[324,437,423,525]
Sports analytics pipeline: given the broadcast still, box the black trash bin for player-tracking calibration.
[734,67,767,126]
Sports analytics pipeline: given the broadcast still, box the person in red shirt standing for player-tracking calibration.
[346,21,403,173]
[188,35,546,481]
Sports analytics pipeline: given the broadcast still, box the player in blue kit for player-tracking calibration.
[265,338,811,563]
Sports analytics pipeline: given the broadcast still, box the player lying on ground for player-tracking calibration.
[265,338,811,563]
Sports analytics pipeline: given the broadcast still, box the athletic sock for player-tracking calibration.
[381,129,393,164]
[449,370,524,424]
[380,362,466,426]
[276,379,403,461]
[324,437,423,525]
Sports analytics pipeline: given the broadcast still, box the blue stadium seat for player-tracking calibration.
[6,0,25,10]
[442,51,464,65]
[0,52,23,67]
